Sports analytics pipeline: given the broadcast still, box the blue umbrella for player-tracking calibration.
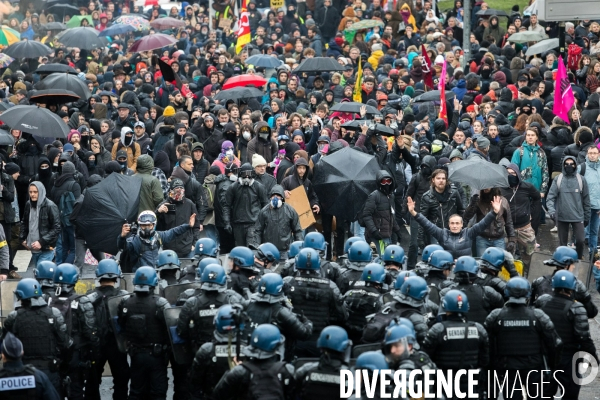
[245,54,282,69]
[98,23,136,37]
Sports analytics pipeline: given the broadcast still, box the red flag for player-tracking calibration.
[553,55,575,123]
[235,0,251,54]
[421,46,434,90]
[438,60,448,127]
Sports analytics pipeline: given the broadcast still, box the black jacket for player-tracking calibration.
[499,165,542,230]
[280,158,319,208]
[214,174,233,228]
[405,155,437,212]
[253,187,304,252]
[191,120,223,163]
[363,171,400,240]
[419,184,465,230]
[156,197,200,257]
[0,172,16,223]
[20,197,61,250]
[223,179,268,226]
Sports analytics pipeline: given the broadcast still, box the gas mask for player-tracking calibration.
[229,174,238,182]
[259,133,269,140]
[226,149,234,157]
[139,224,154,238]
[240,177,252,185]
[270,197,283,209]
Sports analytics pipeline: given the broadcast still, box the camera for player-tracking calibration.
[130,222,138,236]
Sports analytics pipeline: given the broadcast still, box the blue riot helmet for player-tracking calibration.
[195,238,219,258]
[504,277,531,303]
[393,270,417,290]
[14,278,42,300]
[428,250,454,270]
[201,264,228,291]
[453,256,479,275]
[421,244,444,262]
[95,259,122,280]
[257,243,280,266]
[317,326,352,362]
[355,351,389,372]
[382,245,406,265]
[303,232,327,252]
[257,273,284,297]
[383,325,414,360]
[295,248,321,270]
[132,266,159,292]
[388,317,416,338]
[229,246,255,270]
[552,270,577,291]
[34,261,57,288]
[544,246,578,269]
[348,241,372,263]
[156,250,181,271]
[53,263,79,294]
[196,257,220,281]
[344,237,366,255]
[243,323,285,360]
[480,247,505,272]
[288,241,303,258]
[214,305,239,334]
[441,290,469,314]
[361,263,387,286]
[399,276,429,306]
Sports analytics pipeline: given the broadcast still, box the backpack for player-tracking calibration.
[568,44,583,71]
[91,293,111,346]
[361,304,417,343]
[555,171,584,192]
[242,361,286,400]
[58,182,77,227]
[153,131,174,154]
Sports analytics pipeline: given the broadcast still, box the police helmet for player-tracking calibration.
[303,232,327,251]
[295,248,321,270]
[400,276,429,302]
[453,256,479,275]
[214,304,244,334]
[393,270,416,290]
[156,250,180,270]
[504,277,531,303]
[95,259,121,279]
[355,351,389,371]
[382,245,405,265]
[14,278,42,300]
[361,263,387,285]
[34,261,57,281]
[421,244,444,262]
[480,247,505,271]
[547,246,578,268]
[249,324,283,352]
[552,270,577,291]
[257,273,284,296]
[389,318,416,338]
[441,290,469,314]
[229,246,255,269]
[347,241,372,263]
[201,264,228,289]
[195,237,219,258]
[317,326,351,353]
[384,324,416,346]
[428,250,454,270]
[196,257,220,280]
[288,241,303,258]
[344,237,366,255]
[132,266,159,291]
[53,263,79,286]
[257,243,280,264]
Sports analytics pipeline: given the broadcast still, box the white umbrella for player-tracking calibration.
[508,31,547,44]
[525,38,559,56]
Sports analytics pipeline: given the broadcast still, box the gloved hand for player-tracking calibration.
[506,241,516,254]
[224,224,232,235]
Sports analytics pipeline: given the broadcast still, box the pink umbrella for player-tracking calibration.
[128,33,177,52]
[223,74,267,90]
[150,17,187,30]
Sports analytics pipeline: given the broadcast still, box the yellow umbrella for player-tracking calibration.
[0,26,20,46]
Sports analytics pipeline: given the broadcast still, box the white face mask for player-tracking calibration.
[226,149,234,156]
[242,131,251,141]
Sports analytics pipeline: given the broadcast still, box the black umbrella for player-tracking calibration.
[313,147,381,221]
[412,90,456,103]
[72,173,142,255]
[369,123,396,136]
[245,54,282,68]
[2,40,52,58]
[0,105,69,138]
[0,130,15,146]
[293,57,346,73]
[341,120,363,131]
[28,89,80,105]
[42,22,67,31]
[35,63,78,75]
[34,73,92,99]
[330,102,379,114]
[56,27,106,50]
[47,3,80,17]
[214,87,264,101]
[0,102,14,112]
[476,9,509,17]
[448,158,509,190]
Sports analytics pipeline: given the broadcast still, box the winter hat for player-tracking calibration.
[63,143,75,153]
[163,106,176,117]
[61,161,76,175]
[291,129,304,142]
[371,43,382,52]
[579,130,594,144]
[209,165,221,176]
[116,149,128,160]
[111,130,121,140]
[4,162,20,175]
[67,129,80,142]
[221,140,234,152]
[252,154,267,167]
[1,332,23,359]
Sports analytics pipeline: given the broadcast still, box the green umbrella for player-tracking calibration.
[507,31,547,44]
[66,15,93,29]
[346,20,385,32]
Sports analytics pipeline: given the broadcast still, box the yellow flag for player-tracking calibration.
[353,57,362,103]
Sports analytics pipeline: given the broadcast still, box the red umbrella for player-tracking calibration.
[128,33,177,52]
[222,74,268,90]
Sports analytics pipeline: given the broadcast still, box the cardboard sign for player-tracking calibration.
[287,186,316,230]
[218,18,233,29]
[270,0,285,9]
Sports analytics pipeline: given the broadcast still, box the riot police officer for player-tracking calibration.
[353,351,391,399]
[341,237,367,261]
[532,246,598,318]
[155,249,181,295]
[117,266,170,400]
[228,245,260,296]
[343,263,388,343]
[423,290,490,397]
[254,242,280,273]
[32,260,56,302]
[188,304,247,400]
[245,273,313,358]
[212,324,296,399]
[381,244,406,285]
[3,278,72,396]
[48,263,99,400]
[84,259,130,400]
[423,250,453,305]
[476,247,519,296]
[414,244,443,275]
[175,257,220,305]
[283,248,347,357]
[439,256,504,324]
[535,270,599,399]
[295,326,352,399]
[0,332,61,400]
[336,240,373,294]
[362,276,433,344]
[382,324,435,375]
[179,237,219,283]
[484,277,562,400]
[275,240,303,277]
[303,232,341,281]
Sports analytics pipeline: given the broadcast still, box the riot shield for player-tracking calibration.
[179,258,198,271]
[164,306,194,365]
[107,294,129,353]
[121,273,136,292]
[0,280,20,318]
[163,283,196,306]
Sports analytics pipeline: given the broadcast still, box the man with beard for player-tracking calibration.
[191,114,222,163]
[133,121,151,154]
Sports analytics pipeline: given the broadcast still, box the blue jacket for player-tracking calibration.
[580,157,600,209]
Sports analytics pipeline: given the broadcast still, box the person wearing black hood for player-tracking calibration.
[191,113,223,163]
[214,162,238,253]
[218,121,239,154]
[281,157,320,211]
[50,161,81,264]
[83,151,105,177]
[0,163,16,278]
[15,136,43,215]
[33,156,55,195]
[163,123,194,171]
[276,142,300,183]
[248,121,277,163]
[191,142,209,184]
[363,170,402,255]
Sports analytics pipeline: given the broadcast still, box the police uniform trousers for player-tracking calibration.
[84,340,130,400]
[128,349,169,400]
